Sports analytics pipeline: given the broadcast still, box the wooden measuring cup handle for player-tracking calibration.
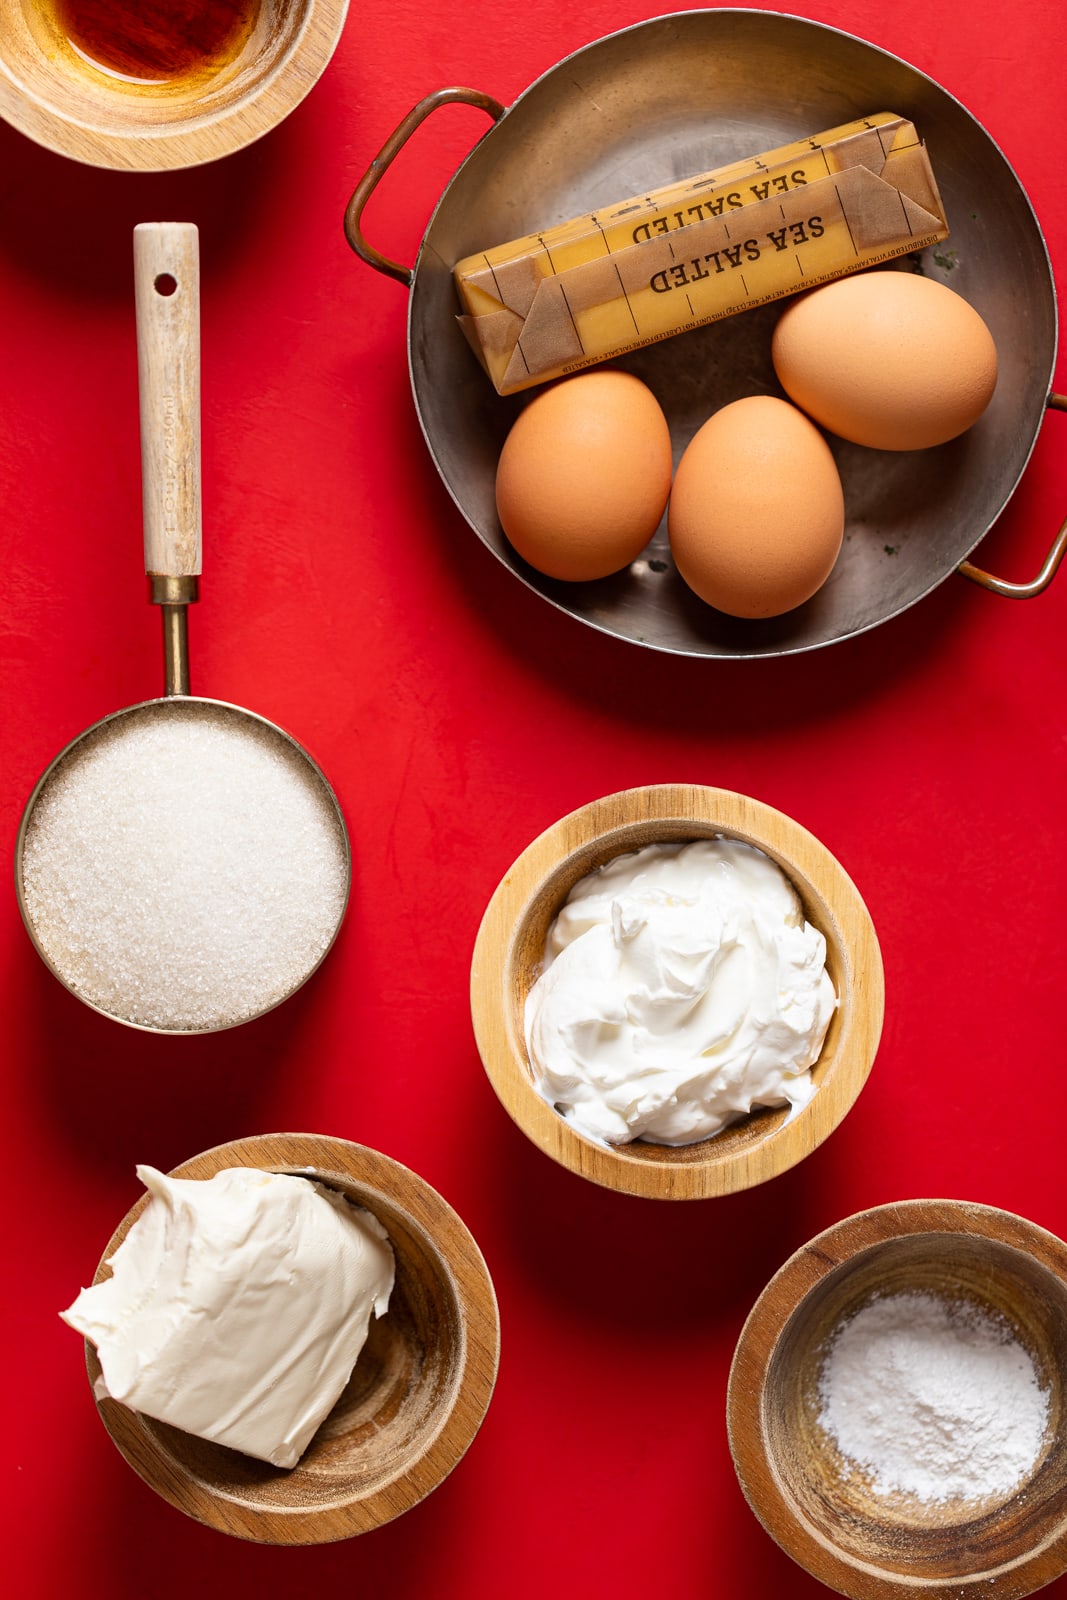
[134,222,202,582]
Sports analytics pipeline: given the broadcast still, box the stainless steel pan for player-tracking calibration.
[346,8,1065,658]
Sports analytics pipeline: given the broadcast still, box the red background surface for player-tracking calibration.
[2,1,1065,1595]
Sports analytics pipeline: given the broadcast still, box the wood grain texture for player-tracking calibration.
[134,223,202,579]
[82,1134,500,1543]
[470,783,885,1200]
[0,0,349,170]
[726,1200,1067,1599]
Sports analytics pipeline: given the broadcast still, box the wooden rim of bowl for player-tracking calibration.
[83,1133,500,1544]
[470,783,884,1200]
[0,1,349,171]
[727,1198,1067,1599]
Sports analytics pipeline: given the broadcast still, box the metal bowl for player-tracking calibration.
[347,8,1064,657]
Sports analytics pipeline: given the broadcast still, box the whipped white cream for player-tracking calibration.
[523,838,837,1147]
[62,1165,395,1469]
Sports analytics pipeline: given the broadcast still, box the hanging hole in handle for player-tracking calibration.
[154,273,177,297]
[344,87,506,287]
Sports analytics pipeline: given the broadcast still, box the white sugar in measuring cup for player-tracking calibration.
[14,222,351,1034]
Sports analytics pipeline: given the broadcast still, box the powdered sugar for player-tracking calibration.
[817,1291,1049,1504]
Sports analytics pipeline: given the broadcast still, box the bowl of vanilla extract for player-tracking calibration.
[0,0,350,170]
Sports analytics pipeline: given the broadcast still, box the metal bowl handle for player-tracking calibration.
[958,393,1067,597]
[344,88,507,286]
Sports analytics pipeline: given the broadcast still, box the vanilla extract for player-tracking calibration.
[48,0,259,86]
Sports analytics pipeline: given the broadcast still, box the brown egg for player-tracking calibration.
[495,370,673,581]
[668,395,844,619]
[771,270,998,450]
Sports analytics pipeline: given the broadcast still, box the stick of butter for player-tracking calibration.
[454,113,949,396]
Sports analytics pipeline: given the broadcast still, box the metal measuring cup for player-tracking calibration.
[14,222,351,1034]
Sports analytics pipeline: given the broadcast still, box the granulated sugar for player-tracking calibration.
[817,1290,1050,1505]
[20,701,349,1031]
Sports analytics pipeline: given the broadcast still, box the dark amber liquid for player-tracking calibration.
[53,0,260,86]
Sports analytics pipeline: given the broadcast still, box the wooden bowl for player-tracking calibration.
[727,1200,1067,1599]
[470,784,884,1200]
[0,0,349,170]
[80,1133,500,1543]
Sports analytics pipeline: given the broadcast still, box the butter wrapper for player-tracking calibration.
[454,113,949,396]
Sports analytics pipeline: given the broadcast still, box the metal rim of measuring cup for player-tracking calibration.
[14,695,353,1036]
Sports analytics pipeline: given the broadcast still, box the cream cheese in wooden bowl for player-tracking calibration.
[470,784,884,1199]
[62,1134,499,1544]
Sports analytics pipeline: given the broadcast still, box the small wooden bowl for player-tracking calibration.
[727,1200,1067,1599]
[470,784,884,1200]
[0,0,349,170]
[80,1133,500,1543]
